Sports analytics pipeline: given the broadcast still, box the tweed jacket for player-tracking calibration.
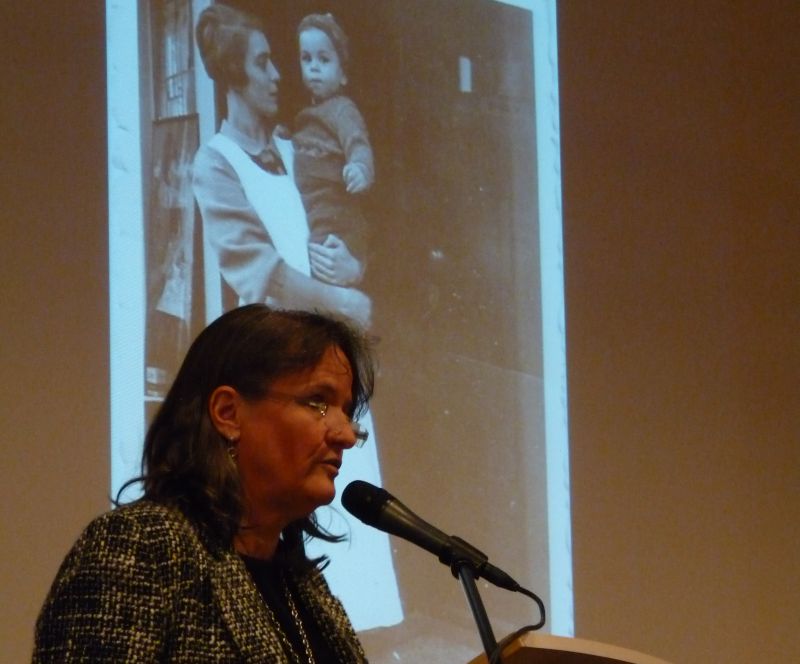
[33,501,368,662]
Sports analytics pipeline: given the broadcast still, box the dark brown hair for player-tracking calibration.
[119,305,374,567]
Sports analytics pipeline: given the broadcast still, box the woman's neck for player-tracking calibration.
[226,92,274,145]
[234,510,287,560]
[234,527,280,560]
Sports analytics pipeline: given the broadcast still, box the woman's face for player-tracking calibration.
[299,27,346,102]
[235,345,359,527]
[239,30,280,118]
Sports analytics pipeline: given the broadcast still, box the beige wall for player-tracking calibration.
[1,5,111,663]
[2,2,797,662]
[559,1,799,661]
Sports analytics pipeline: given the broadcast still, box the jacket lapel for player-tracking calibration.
[210,547,288,662]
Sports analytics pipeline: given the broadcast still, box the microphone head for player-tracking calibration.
[341,480,390,526]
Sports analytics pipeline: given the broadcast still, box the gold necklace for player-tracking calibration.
[283,575,316,664]
[258,595,302,664]
[244,561,316,664]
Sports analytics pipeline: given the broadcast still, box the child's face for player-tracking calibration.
[299,27,347,102]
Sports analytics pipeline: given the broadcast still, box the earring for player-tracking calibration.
[227,436,239,461]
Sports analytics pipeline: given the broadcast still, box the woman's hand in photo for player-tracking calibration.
[331,286,372,329]
[309,234,364,286]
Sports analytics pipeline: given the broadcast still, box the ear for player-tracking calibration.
[208,385,243,442]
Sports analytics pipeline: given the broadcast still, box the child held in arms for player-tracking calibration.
[293,13,373,287]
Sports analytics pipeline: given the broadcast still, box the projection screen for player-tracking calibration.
[107,0,569,659]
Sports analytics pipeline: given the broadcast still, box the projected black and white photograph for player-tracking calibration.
[108,0,568,660]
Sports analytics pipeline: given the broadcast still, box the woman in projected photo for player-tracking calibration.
[34,305,371,662]
[192,3,370,327]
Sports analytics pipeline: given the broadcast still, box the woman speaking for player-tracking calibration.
[34,305,372,661]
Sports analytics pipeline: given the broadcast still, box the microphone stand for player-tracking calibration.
[453,561,500,662]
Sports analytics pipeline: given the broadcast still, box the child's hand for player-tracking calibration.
[343,162,370,194]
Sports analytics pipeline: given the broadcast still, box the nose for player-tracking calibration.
[325,410,357,449]
[269,60,280,82]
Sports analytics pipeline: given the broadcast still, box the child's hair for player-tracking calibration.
[298,13,350,73]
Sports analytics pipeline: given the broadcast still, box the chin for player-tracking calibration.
[303,482,337,511]
[259,107,278,121]
[317,487,337,506]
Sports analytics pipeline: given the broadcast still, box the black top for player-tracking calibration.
[241,554,340,663]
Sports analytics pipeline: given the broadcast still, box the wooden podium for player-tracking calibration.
[468,633,673,664]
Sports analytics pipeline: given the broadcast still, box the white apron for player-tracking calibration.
[208,133,311,275]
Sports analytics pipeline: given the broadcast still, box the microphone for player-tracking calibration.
[341,480,522,592]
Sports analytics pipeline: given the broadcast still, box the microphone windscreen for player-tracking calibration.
[341,480,389,525]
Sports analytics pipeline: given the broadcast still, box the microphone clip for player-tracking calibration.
[439,535,489,581]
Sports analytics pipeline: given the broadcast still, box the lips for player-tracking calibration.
[322,457,342,470]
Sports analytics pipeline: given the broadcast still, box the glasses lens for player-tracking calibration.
[352,422,369,447]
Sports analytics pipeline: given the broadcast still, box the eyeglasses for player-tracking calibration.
[266,392,369,447]
[304,398,369,447]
